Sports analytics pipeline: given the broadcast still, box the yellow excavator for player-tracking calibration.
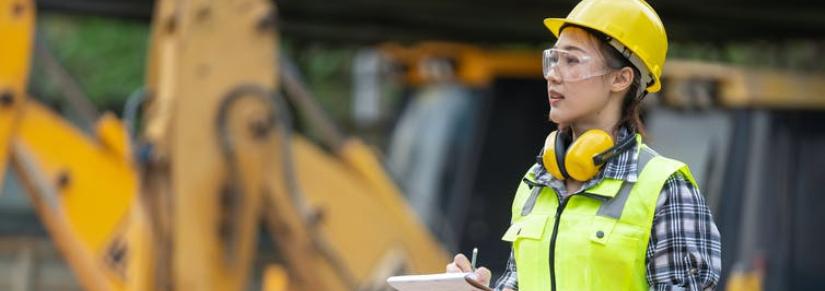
[1,0,449,290]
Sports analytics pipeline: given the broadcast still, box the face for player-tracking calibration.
[546,27,614,127]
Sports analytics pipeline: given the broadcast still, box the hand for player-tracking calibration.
[446,254,491,290]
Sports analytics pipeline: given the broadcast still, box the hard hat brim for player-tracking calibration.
[543,18,662,93]
[543,18,568,39]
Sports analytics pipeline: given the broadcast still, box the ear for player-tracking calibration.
[609,67,634,93]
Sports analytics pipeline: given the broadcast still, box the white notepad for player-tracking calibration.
[386,272,492,291]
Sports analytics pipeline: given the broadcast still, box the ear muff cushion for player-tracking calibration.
[542,131,566,180]
[565,129,614,181]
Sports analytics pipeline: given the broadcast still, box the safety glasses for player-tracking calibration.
[542,48,610,82]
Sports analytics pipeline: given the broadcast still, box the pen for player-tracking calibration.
[471,247,478,272]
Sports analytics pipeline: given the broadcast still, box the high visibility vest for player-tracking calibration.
[502,141,697,291]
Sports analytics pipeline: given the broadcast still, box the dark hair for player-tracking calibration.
[562,25,647,136]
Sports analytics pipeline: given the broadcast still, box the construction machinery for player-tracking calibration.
[1,1,448,290]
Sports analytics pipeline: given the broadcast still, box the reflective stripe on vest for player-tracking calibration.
[502,142,697,291]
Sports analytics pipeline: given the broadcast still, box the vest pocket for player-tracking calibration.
[506,215,552,291]
[587,218,644,289]
[501,214,550,242]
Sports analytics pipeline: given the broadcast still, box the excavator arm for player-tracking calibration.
[2,1,449,291]
[1,1,135,291]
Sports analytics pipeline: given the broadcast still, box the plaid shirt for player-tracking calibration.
[493,129,722,290]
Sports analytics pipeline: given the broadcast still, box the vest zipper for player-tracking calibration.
[549,197,568,291]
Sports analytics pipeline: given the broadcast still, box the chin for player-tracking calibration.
[548,110,570,125]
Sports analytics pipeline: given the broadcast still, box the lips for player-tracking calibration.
[549,89,565,106]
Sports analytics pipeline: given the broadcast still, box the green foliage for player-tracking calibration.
[34,13,148,110]
[294,44,357,126]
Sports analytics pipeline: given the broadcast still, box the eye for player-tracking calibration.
[565,56,580,65]
[549,53,559,63]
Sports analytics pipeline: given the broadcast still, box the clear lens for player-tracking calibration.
[542,48,608,82]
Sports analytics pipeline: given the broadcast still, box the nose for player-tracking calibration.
[545,64,562,85]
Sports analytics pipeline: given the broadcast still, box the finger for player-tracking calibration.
[475,266,492,284]
[445,263,463,273]
[467,267,492,291]
[453,254,472,272]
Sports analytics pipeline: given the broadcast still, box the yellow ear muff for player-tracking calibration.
[564,129,614,181]
[542,131,566,180]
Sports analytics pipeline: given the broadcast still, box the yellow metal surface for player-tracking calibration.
[95,113,132,163]
[726,269,763,291]
[662,60,825,109]
[262,265,289,291]
[380,42,542,87]
[137,0,278,290]
[262,136,449,291]
[11,100,136,291]
[124,197,152,291]
[0,0,34,184]
[16,101,136,262]
[335,138,449,272]
[1,2,133,290]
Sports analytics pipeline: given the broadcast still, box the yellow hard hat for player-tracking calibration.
[544,0,668,93]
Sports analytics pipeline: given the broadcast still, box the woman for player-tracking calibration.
[446,0,722,290]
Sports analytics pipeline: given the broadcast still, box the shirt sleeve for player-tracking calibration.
[646,172,722,290]
[493,248,519,290]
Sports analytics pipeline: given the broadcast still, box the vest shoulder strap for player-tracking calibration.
[511,165,542,223]
[594,145,697,221]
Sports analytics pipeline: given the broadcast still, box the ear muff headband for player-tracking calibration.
[554,129,572,180]
[592,133,637,166]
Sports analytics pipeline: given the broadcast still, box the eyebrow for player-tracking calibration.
[559,45,586,54]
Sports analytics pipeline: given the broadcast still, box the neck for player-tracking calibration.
[569,92,624,140]
[570,120,619,140]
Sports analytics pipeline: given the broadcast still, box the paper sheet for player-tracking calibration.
[387,272,491,291]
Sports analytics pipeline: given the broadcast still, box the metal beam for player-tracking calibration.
[35,0,825,43]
